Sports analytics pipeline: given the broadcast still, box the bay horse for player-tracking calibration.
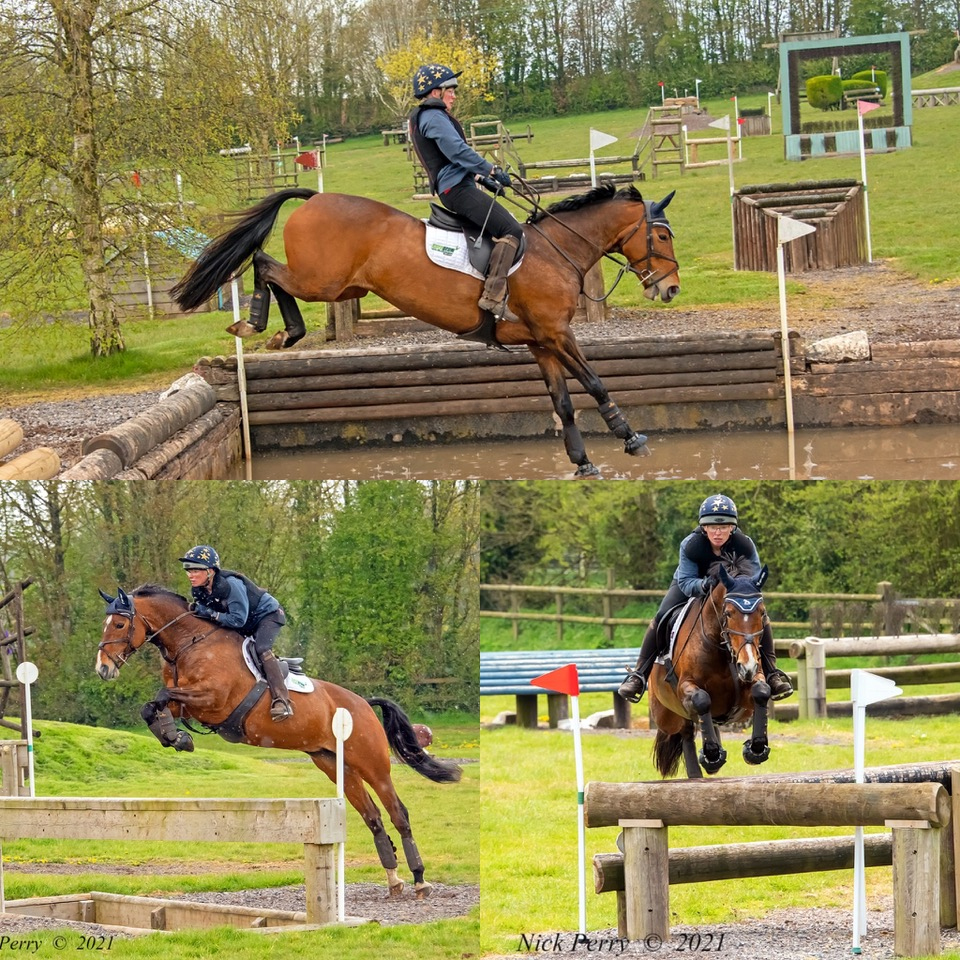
[96,584,461,898]
[170,184,681,479]
[648,563,773,779]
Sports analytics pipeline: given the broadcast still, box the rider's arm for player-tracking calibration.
[675,534,712,597]
[418,110,493,178]
[196,578,249,629]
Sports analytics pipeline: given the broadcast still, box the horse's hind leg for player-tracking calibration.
[529,345,599,479]
[266,284,307,350]
[227,251,272,337]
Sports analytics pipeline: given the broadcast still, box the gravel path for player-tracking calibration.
[4,263,960,471]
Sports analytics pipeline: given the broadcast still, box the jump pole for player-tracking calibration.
[332,707,353,923]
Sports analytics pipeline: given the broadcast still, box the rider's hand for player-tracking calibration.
[478,175,502,194]
[701,575,718,594]
[491,166,512,189]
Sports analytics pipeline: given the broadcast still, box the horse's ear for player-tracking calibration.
[718,565,735,589]
[756,565,769,589]
[651,191,676,218]
[98,588,115,604]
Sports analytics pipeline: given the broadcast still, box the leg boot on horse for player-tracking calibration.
[141,700,194,752]
[260,651,294,721]
[478,236,520,323]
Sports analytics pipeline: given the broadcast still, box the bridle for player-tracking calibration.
[98,598,208,670]
[712,590,769,662]
[607,202,680,291]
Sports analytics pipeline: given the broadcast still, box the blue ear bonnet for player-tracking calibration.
[725,593,764,614]
[98,587,134,616]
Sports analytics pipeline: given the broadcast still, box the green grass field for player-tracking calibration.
[1,718,478,959]
[480,711,960,957]
[2,71,959,403]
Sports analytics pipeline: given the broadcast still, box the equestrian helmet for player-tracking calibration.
[178,545,221,570]
[412,64,462,99]
[698,494,738,526]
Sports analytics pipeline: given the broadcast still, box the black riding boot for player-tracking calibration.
[618,623,659,703]
[261,651,294,721]
[760,623,793,701]
[478,236,521,323]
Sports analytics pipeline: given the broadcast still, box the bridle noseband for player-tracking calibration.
[609,202,679,290]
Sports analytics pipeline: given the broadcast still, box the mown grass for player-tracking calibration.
[1,718,479,959]
[2,70,959,403]
[480,712,960,957]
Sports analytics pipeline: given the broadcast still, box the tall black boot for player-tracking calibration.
[618,623,659,702]
[261,651,294,721]
[760,622,793,701]
[478,236,521,322]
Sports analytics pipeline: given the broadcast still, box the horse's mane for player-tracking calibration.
[133,583,189,606]
[527,183,643,224]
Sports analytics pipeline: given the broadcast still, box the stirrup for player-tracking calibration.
[617,671,646,704]
[767,670,794,702]
[270,698,294,721]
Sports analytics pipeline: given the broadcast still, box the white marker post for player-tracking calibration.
[15,661,38,798]
[332,707,354,922]
[531,665,585,934]
[775,214,817,477]
[850,670,901,954]
[856,100,881,263]
[232,279,253,479]
[709,116,736,258]
[588,129,617,188]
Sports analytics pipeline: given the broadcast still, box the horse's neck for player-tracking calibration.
[141,599,202,654]
[541,215,612,270]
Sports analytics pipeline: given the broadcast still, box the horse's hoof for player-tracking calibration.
[742,738,771,765]
[415,881,432,900]
[265,331,287,350]
[574,462,601,479]
[173,732,195,753]
[623,432,649,456]
[388,881,404,898]
[226,320,259,338]
[282,331,305,349]
[699,747,727,774]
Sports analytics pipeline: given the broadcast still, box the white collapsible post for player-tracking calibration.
[775,213,817,477]
[856,100,881,263]
[15,661,38,798]
[850,670,902,954]
[332,707,354,923]
[232,278,253,479]
[588,129,617,188]
[709,116,736,257]
[695,78,702,105]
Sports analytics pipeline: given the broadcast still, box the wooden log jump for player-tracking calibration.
[0,797,346,926]
[0,418,60,480]
[584,775,956,957]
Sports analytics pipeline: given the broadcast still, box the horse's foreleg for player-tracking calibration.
[529,345,599,478]
[555,340,648,456]
[687,688,727,774]
[141,695,194,752]
[743,681,772,766]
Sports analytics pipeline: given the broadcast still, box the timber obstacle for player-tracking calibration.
[0,797,348,932]
[586,765,960,958]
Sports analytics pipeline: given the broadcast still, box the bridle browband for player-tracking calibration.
[711,589,769,656]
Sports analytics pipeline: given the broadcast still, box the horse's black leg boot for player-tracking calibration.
[401,837,426,886]
[599,401,647,453]
[270,283,307,347]
[373,829,398,869]
[141,701,194,752]
[478,236,520,323]
[247,283,271,333]
[261,651,294,721]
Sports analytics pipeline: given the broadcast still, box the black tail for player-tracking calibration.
[171,188,317,311]
[653,728,684,778]
[367,697,462,784]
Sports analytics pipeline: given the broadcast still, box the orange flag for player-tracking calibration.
[531,663,580,697]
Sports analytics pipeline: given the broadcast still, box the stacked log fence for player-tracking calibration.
[0,419,59,480]
[733,178,867,272]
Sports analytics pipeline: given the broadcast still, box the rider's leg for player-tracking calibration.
[760,621,793,700]
[478,235,521,322]
[254,610,294,720]
[618,584,686,702]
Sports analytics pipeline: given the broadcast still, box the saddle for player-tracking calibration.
[425,204,526,278]
[656,598,698,688]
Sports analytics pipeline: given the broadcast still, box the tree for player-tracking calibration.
[0,0,279,356]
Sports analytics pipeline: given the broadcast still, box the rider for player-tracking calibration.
[408,63,524,324]
[178,545,294,721]
[617,494,794,704]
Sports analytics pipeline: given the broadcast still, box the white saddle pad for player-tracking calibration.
[241,637,314,694]
[657,598,697,665]
[423,223,522,280]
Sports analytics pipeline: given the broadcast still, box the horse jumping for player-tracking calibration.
[96,584,460,898]
[648,564,773,778]
[170,184,681,478]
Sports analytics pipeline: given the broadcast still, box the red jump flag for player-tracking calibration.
[295,150,319,169]
[857,100,880,116]
[531,663,580,697]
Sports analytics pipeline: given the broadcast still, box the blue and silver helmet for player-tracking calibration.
[178,545,221,570]
[412,64,462,99]
[698,495,738,526]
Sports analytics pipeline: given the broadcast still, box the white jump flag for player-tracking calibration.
[850,670,902,955]
[589,129,617,187]
[775,214,817,476]
[531,664,585,934]
[857,100,881,263]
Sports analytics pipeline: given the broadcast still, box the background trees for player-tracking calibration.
[0,480,479,726]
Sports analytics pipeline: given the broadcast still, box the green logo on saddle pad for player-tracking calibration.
[430,242,458,256]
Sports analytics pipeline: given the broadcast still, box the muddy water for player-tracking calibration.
[229,424,960,481]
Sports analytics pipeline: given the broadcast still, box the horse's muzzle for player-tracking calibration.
[96,654,119,681]
[737,662,759,683]
[644,281,681,303]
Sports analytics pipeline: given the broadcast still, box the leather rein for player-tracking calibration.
[99,607,220,672]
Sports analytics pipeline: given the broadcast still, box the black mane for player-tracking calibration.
[133,583,189,605]
[527,183,643,224]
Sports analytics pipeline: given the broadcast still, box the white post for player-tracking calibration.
[570,692,586,934]
[850,670,902,954]
[695,78,702,105]
[15,662,38,797]
[232,278,253,479]
[767,91,775,118]
[332,707,353,923]
[731,96,742,158]
[857,105,874,263]
[682,125,688,165]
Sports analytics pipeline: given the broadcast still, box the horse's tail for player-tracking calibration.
[171,188,318,311]
[652,728,684,778]
[367,697,462,784]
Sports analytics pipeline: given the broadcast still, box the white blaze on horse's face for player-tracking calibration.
[728,608,760,683]
[96,614,128,680]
